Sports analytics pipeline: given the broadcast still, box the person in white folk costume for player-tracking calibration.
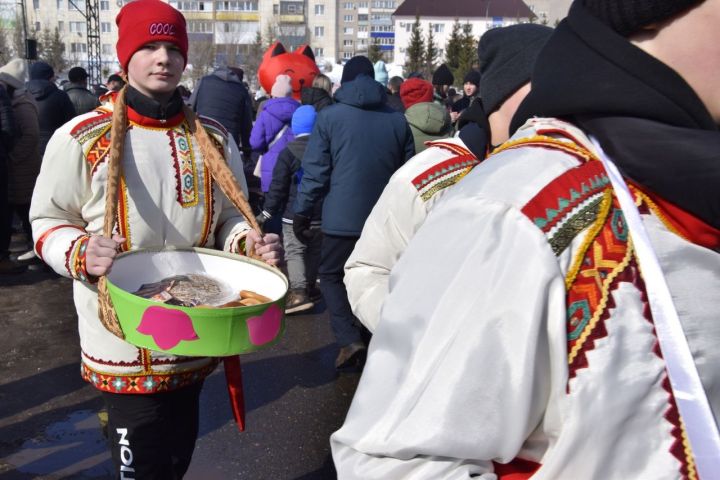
[29,0,282,477]
[344,23,554,333]
[332,0,720,478]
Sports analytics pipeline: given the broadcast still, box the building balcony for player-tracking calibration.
[182,11,214,20]
[215,11,259,21]
[279,14,305,23]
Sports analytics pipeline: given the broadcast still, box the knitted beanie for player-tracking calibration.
[271,74,293,98]
[431,64,454,86]
[291,105,317,136]
[29,61,54,81]
[462,70,480,88]
[581,0,704,36]
[399,77,434,109]
[0,58,28,89]
[374,60,389,86]
[479,23,553,114]
[115,0,188,71]
[341,55,374,84]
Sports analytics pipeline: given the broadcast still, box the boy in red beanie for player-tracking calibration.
[30,1,282,477]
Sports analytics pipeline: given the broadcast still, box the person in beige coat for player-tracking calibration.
[0,58,40,262]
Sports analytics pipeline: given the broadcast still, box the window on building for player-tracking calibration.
[342,2,353,8]
[343,39,353,46]
[314,26,324,37]
[100,0,110,9]
[56,0,64,9]
[100,22,111,33]
[370,24,392,32]
[358,14,368,21]
[343,27,353,34]
[34,21,40,31]
[58,21,64,32]
[372,0,394,7]
[69,21,86,33]
[72,0,86,10]
[358,1,368,7]
[431,23,444,33]
[342,52,352,59]
[71,42,87,53]
[189,20,213,33]
[33,0,39,8]
[314,3,324,15]
[315,47,324,56]
[176,1,205,10]
[358,25,367,32]
[102,43,113,55]
[343,14,353,22]
[273,4,278,14]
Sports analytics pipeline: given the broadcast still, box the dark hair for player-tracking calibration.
[388,76,404,92]
[68,66,89,83]
[107,74,124,84]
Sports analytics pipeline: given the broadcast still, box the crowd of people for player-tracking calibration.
[4,0,719,477]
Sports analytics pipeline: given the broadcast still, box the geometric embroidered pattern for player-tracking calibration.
[514,133,696,478]
[411,153,479,202]
[70,111,113,174]
[167,122,199,208]
[81,361,218,394]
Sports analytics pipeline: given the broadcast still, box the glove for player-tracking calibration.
[292,213,314,245]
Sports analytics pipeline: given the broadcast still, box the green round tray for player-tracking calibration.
[105,247,288,357]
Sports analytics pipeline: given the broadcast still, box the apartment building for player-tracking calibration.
[393,0,534,70]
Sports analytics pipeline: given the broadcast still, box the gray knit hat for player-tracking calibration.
[581,0,704,36]
[479,24,553,114]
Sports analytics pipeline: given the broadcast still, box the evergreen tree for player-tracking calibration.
[264,22,277,49]
[424,25,438,79]
[38,27,67,73]
[368,38,383,63]
[456,23,477,82]
[0,30,10,65]
[245,30,264,90]
[404,14,424,77]
[444,19,462,83]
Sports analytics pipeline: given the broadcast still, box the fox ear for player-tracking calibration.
[296,44,315,62]
[271,42,286,57]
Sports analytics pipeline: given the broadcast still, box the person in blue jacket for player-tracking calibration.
[293,55,415,369]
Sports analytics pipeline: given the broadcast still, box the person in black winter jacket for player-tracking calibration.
[0,82,19,273]
[65,66,100,115]
[301,73,334,112]
[261,105,322,314]
[293,55,415,369]
[26,61,75,157]
[189,66,254,160]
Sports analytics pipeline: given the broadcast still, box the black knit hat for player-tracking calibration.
[479,23,553,114]
[432,64,454,86]
[341,55,375,84]
[462,70,480,88]
[581,0,704,36]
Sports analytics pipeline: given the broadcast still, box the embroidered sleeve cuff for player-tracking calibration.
[65,234,97,283]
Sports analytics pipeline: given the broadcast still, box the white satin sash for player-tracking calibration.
[592,137,720,478]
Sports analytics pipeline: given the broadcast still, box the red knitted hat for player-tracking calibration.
[400,78,434,109]
[115,0,188,71]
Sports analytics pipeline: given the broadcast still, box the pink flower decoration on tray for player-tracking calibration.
[137,306,199,350]
[247,304,282,346]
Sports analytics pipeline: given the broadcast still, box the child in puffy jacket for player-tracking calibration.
[260,105,322,314]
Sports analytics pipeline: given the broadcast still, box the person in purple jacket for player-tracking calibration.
[251,74,300,234]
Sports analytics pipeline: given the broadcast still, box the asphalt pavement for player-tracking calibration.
[0,241,361,480]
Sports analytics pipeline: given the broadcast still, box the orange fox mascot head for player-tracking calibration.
[258,42,320,100]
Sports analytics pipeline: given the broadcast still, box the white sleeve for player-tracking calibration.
[331,195,567,479]
[29,129,91,279]
[344,176,428,332]
[213,133,252,253]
